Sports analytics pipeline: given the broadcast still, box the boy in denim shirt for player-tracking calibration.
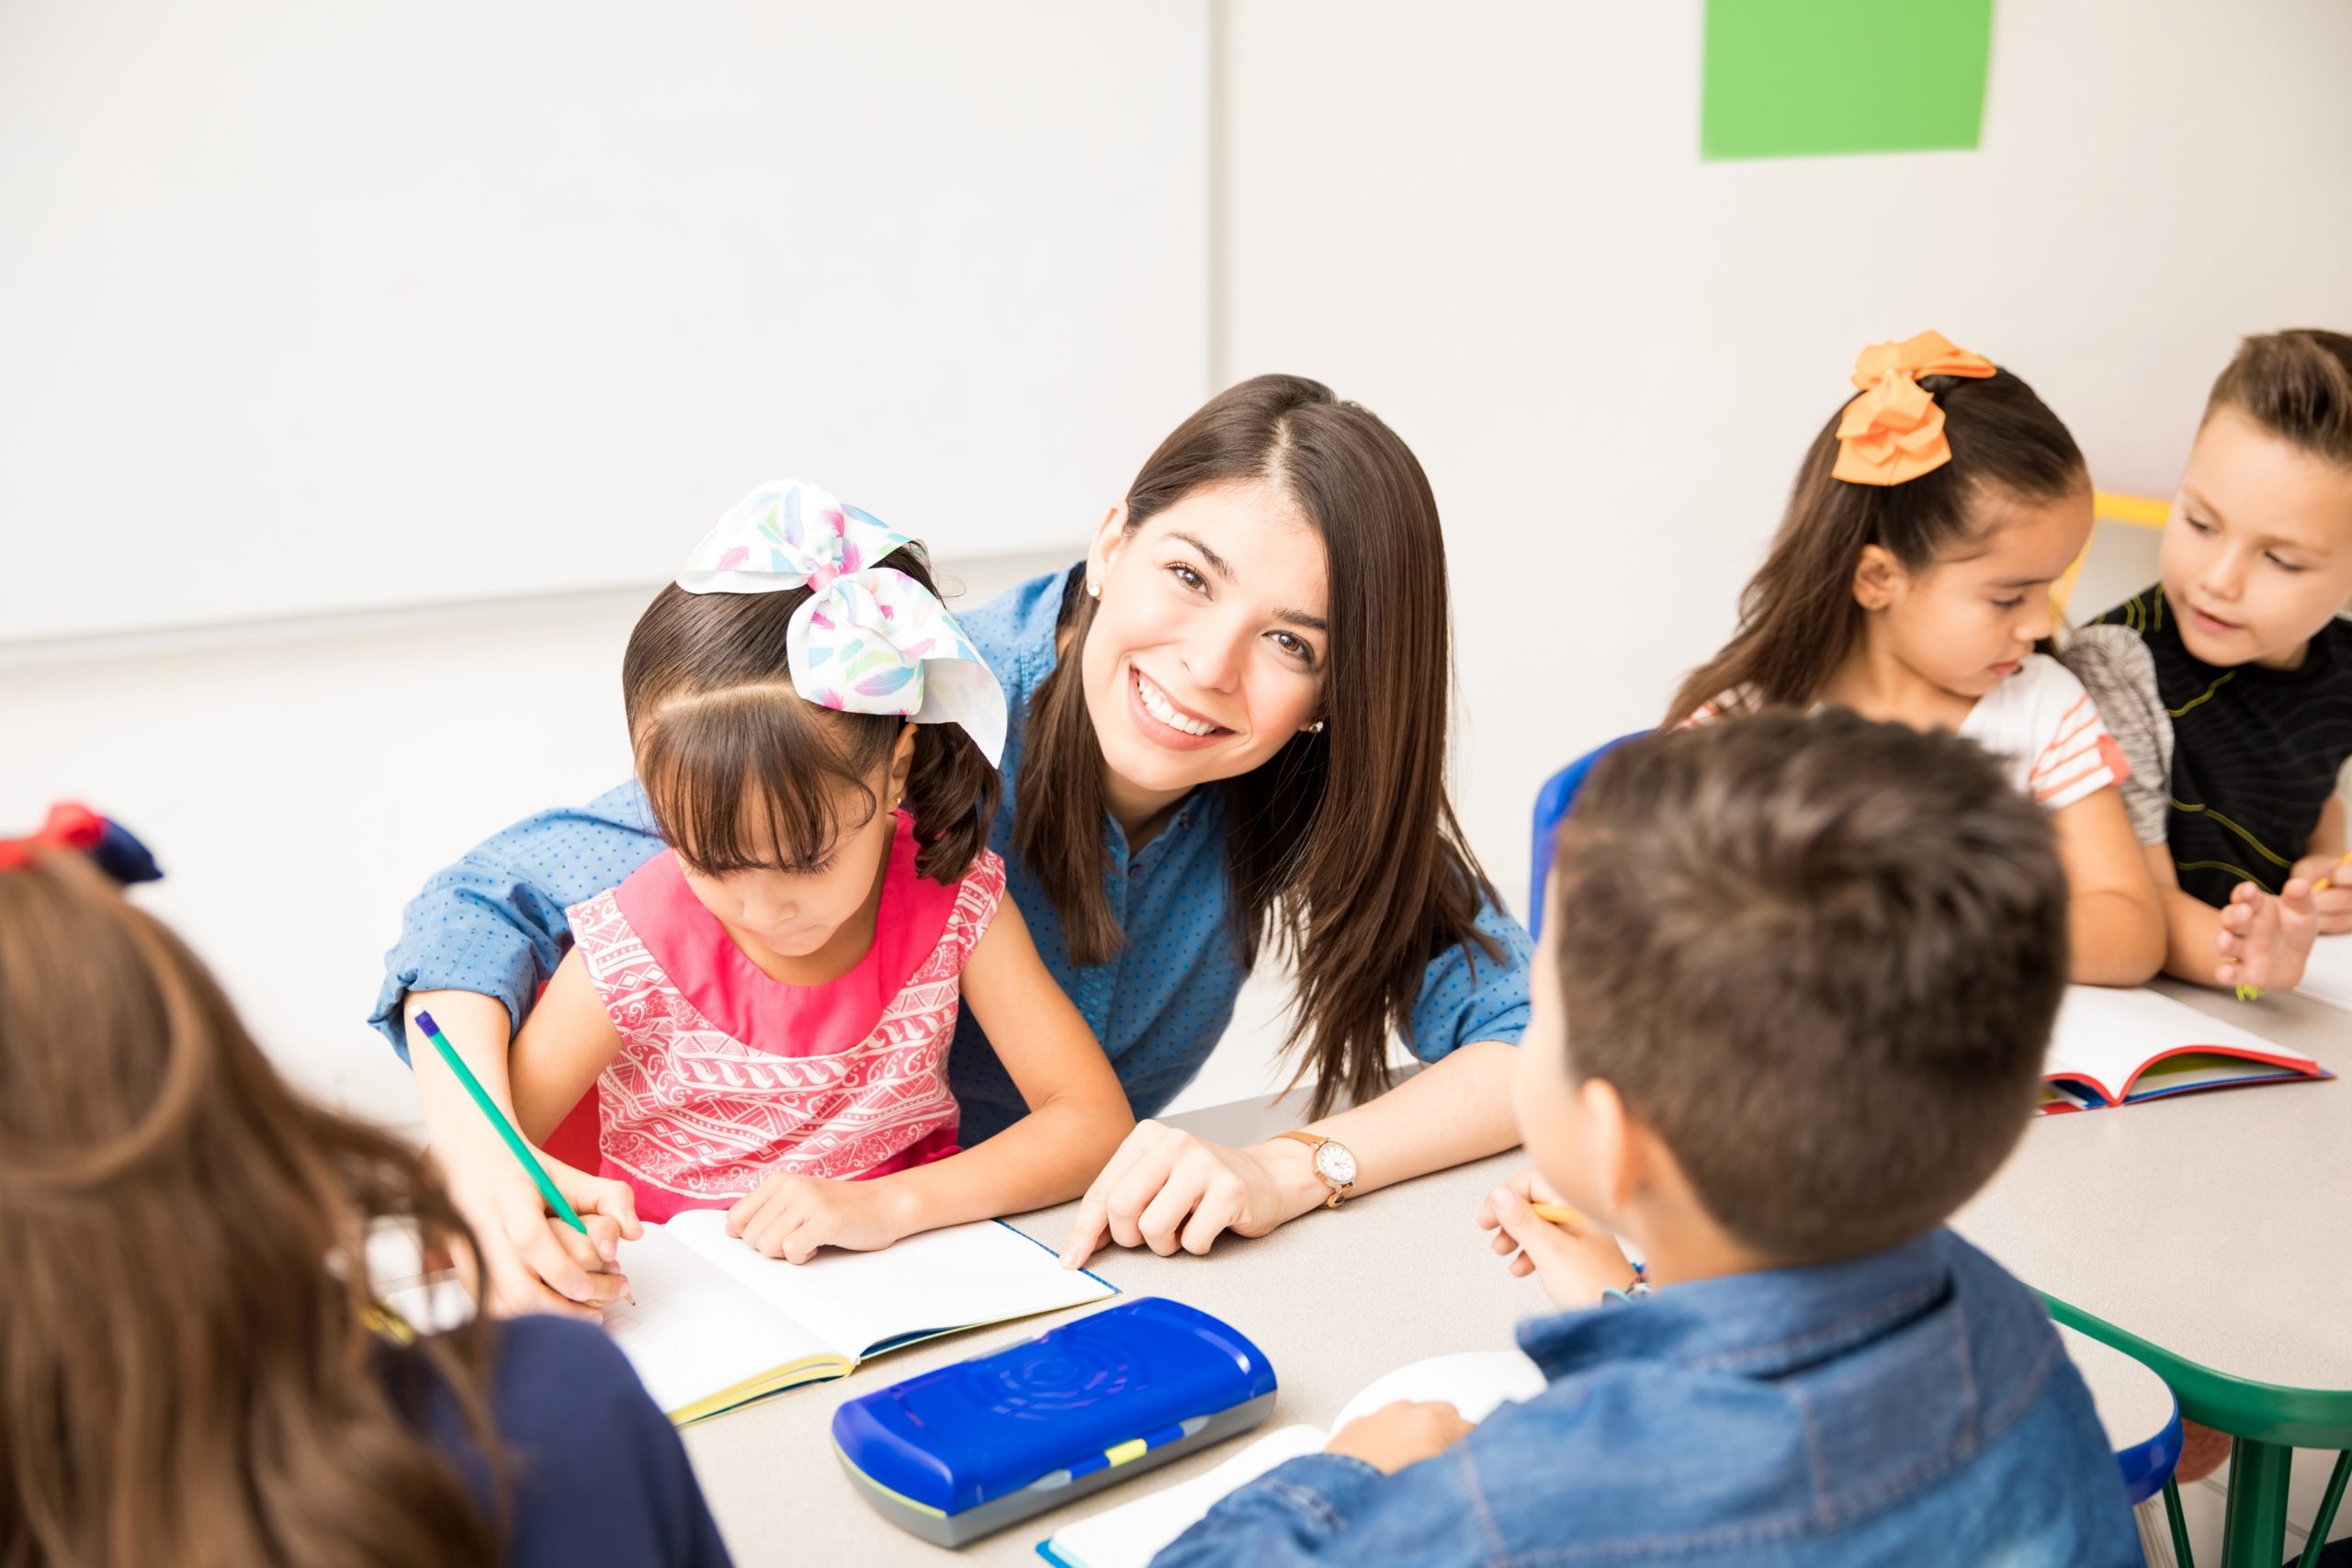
[1157,713,2140,1567]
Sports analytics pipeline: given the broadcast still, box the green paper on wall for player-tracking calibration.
[1702,0,1994,161]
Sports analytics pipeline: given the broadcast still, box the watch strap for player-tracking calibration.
[1276,1130,1352,1208]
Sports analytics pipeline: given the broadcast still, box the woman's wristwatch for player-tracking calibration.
[1274,1130,1358,1208]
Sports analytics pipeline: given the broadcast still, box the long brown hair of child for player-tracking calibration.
[1664,367,2087,728]
[1013,372,1502,1118]
[0,846,506,1568]
[624,542,1001,884]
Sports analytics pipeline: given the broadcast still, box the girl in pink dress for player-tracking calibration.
[505,480,1131,1262]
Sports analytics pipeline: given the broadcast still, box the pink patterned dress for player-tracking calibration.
[564,813,1004,1222]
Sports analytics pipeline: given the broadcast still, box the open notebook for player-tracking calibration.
[1035,1349,1547,1568]
[2040,985,2330,1113]
[602,1211,1114,1426]
[2296,934,2352,1015]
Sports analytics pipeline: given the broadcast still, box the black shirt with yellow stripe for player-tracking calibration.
[2094,584,2352,908]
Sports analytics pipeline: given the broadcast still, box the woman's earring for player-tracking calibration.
[1306,719,1326,734]
[1087,579,1102,601]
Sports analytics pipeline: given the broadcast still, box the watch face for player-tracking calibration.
[1314,1141,1357,1186]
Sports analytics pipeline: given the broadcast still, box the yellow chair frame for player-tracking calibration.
[2052,491,2172,619]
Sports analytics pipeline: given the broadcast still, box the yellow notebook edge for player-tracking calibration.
[669,1354,854,1427]
[663,1268,1121,1427]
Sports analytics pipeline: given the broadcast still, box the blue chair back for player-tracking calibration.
[1528,732,1645,938]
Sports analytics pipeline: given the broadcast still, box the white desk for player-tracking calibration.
[681,1092,1531,1565]
[680,1085,2191,1564]
[1954,981,2352,1567]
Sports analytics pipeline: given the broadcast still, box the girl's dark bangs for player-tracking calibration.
[636,694,880,874]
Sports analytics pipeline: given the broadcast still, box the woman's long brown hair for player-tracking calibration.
[1664,367,2086,728]
[1015,373,1502,1116]
[0,848,505,1568]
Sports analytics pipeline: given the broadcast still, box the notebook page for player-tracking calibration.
[662,1211,1114,1361]
[603,1224,830,1416]
[1041,1425,1328,1568]
[2298,935,2352,1013]
[1046,1349,1548,1568]
[2044,986,2312,1103]
[1329,1348,1547,1432]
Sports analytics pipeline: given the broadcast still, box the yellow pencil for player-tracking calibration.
[1529,1201,1587,1226]
[2315,850,2351,895]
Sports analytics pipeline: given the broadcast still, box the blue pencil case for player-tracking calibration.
[831,1297,1278,1547]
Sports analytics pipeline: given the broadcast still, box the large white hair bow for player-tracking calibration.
[676,480,1008,766]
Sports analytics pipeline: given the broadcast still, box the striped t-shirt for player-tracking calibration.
[1954,652,2132,810]
[1690,652,2129,811]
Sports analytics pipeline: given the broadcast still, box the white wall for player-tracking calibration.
[0,562,1309,1144]
[8,1,2347,1121]
[1216,0,2352,913]
[0,1,1211,639]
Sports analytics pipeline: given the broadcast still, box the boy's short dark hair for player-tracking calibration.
[1548,712,2067,1263]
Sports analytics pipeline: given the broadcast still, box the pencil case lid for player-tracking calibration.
[830,1296,1277,1516]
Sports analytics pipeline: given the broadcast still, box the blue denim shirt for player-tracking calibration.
[1155,1230,2140,1568]
[370,565,1533,1139]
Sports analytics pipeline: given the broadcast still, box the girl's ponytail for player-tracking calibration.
[1665,357,2085,728]
[902,722,1001,886]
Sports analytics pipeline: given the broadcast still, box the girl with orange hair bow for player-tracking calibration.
[1664,333,2168,987]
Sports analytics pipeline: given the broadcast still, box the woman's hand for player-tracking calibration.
[430,1141,640,1319]
[1059,1120,1303,1268]
[1476,1170,1634,1310]
[726,1171,917,1263]
[2290,852,2352,936]
[1324,1401,1476,1473]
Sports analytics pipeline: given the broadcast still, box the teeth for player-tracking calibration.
[1136,671,1216,737]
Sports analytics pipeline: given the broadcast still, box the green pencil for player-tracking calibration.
[413,1009,587,1235]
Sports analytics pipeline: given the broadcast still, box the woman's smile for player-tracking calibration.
[1127,662,1234,750]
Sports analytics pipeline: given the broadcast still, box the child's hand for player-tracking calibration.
[1323,1400,1476,1473]
[1476,1172,1635,1310]
[428,1141,640,1320]
[726,1171,916,1263]
[2216,878,2320,992]
[2290,853,2352,936]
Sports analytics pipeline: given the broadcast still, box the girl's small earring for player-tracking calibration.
[1087,580,1102,600]
[1307,719,1327,734]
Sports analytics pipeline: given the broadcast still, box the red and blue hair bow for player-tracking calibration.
[0,803,162,883]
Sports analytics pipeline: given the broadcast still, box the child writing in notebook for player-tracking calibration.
[501,479,1131,1267]
[2064,328,2351,993]
[1665,332,2165,985]
[1156,715,2139,1567]
[0,818,729,1568]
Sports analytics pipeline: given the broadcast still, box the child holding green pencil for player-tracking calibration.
[490,482,1130,1268]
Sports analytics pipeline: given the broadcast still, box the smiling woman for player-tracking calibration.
[374,375,1536,1309]
[1021,377,1498,1119]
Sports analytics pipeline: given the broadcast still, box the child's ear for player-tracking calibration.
[1576,1077,1640,1214]
[1085,502,1133,596]
[889,723,918,793]
[1852,543,1900,611]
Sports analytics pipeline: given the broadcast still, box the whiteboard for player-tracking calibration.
[0,3,1210,640]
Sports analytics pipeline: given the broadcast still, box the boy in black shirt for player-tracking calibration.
[2067,329,2352,992]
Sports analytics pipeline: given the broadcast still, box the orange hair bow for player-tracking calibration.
[1831,330,1996,486]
